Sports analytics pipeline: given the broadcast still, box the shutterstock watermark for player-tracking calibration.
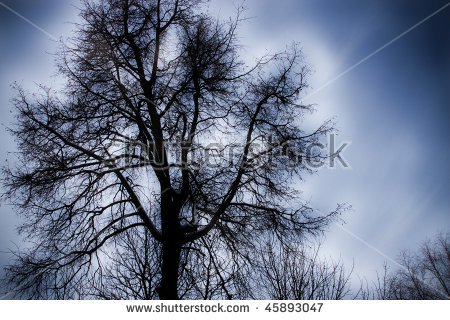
[105,133,351,171]
[329,134,351,169]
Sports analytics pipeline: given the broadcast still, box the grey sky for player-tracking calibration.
[235,0,450,282]
[0,0,449,292]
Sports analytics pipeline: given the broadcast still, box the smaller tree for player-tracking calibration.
[371,233,450,300]
[251,239,353,300]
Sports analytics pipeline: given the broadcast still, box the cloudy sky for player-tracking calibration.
[0,0,449,292]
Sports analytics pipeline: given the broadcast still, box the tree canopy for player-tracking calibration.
[1,0,344,299]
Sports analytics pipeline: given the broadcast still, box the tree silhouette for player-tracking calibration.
[1,0,344,299]
[369,233,450,300]
[251,240,353,300]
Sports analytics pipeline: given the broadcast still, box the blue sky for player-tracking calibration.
[0,0,449,290]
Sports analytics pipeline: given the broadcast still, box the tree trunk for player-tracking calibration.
[158,195,181,300]
[159,240,181,299]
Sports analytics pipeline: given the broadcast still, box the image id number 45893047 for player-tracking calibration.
[264,303,323,313]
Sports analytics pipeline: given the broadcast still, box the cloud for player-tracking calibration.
[0,0,448,291]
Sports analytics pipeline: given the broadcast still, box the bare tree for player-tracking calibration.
[365,233,450,300]
[1,0,344,299]
[250,239,353,300]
